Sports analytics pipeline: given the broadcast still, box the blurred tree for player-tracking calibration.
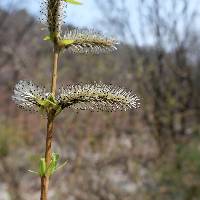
[95,0,200,152]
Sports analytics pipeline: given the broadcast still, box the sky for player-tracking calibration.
[0,0,199,45]
[0,0,101,28]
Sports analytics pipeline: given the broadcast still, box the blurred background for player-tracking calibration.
[0,0,200,199]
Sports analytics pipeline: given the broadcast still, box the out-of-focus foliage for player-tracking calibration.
[141,139,200,199]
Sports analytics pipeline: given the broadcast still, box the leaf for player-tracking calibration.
[39,158,46,176]
[63,0,83,5]
[47,153,60,176]
[48,95,56,103]
[46,162,55,176]
[37,97,57,108]
[59,39,75,46]
[43,35,51,41]
[52,153,60,168]
[37,99,50,107]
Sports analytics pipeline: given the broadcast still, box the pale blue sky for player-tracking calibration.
[0,0,101,28]
[1,0,199,26]
[1,0,199,45]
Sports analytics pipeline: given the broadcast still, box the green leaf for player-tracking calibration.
[46,162,55,176]
[59,39,75,46]
[47,153,60,176]
[48,95,57,104]
[43,35,51,41]
[39,158,46,176]
[37,99,50,107]
[37,95,57,109]
[63,0,83,5]
[52,153,59,168]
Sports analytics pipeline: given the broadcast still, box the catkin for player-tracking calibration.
[57,83,140,111]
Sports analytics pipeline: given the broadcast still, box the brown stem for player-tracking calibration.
[51,49,59,96]
[40,46,59,200]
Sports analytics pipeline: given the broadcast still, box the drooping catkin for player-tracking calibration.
[63,29,119,54]
[57,83,140,111]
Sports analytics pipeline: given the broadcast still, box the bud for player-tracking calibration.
[39,158,47,177]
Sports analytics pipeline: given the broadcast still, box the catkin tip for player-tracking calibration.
[40,0,67,37]
[12,80,47,112]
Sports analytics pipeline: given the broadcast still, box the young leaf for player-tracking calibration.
[48,95,57,103]
[59,39,75,47]
[39,158,47,176]
[52,153,60,167]
[63,0,82,5]
[46,162,55,176]
[43,35,51,41]
[37,96,57,108]
[47,153,60,176]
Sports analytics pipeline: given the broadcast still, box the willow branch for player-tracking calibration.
[40,45,59,200]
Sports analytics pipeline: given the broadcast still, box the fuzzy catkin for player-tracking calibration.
[40,1,118,53]
[57,83,140,111]
[12,81,140,113]
[63,29,119,54]
[41,0,66,37]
